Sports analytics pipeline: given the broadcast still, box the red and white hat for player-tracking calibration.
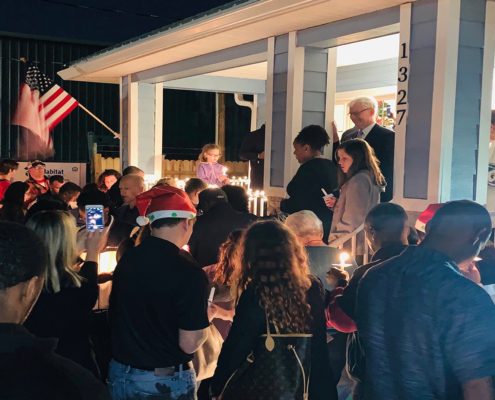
[415,203,443,233]
[135,186,197,226]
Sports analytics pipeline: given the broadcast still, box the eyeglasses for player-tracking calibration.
[348,108,371,117]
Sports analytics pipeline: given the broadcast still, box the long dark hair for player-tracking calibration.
[335,139,385,188]
[233,221,312,332]
[0,182,28,223]
[213,230,243,286]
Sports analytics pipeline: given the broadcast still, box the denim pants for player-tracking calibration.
[108,359,197,400]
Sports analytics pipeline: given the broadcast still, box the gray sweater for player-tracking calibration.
[329,170,381,244]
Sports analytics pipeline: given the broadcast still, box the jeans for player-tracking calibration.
[108,359,197,400]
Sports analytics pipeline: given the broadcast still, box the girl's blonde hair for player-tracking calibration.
[198,143,221,162]
[26,210,82,293]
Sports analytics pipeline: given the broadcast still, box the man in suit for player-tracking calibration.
[239,124,265,190]
[340,97,395,202]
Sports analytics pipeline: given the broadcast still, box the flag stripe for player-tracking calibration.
[44,93,75,120]
[46,99,78,130]
[40,85,63,106]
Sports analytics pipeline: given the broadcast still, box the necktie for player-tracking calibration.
[353,130,364,139]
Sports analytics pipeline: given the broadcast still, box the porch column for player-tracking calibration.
[264,33,333,199]
[120,78,163,178]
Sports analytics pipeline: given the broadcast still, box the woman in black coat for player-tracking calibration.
[280,125,338,242]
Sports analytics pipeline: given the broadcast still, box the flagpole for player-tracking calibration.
[78,104,121,139]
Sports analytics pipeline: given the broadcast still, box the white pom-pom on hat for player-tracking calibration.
[136,216,150,226]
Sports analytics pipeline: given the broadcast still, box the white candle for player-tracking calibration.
[260,197,265,216]
[253,194,258,215]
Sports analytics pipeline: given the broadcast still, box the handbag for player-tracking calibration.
[193,324,224,381]
[220,315,312,400]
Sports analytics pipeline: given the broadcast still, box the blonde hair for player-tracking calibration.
[155,176,178,188]
[198,143,221,162]
[232,221,312,332]
[26,211,82,293]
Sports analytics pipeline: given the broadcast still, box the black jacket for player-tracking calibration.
[0,324,109,400]
[280,158,338,241]
[189,202,257,267]
[239,125,265,190]
[24,262,100,376]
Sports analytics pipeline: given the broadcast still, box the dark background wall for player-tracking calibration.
[0,35,119,162]
[0,0,252,163]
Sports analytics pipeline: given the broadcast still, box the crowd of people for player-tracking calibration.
[1,96,495,400]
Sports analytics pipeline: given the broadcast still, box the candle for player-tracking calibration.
[253,193,258,215]
[331,251,352,270]
[260,191,266,216]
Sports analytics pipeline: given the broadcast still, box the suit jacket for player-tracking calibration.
[341,124,394,202]
[239,125,265,190]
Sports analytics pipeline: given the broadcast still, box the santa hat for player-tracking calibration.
[415,203,444,233]
[135,186,197,226]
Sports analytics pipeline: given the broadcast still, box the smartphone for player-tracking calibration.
[85,205,104,232]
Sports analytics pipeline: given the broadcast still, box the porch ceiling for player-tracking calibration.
[59,0,412,84]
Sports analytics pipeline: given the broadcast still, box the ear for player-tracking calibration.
[22,276,43,302]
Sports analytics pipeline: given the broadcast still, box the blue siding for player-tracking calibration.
[403,0,438,199]
[302,48,327,129]
[450,0,486,200]
[270,35,289,188]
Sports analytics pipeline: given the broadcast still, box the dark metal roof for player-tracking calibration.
[65,0,256,66]
[0,0,254,47]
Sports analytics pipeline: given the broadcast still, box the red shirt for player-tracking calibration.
[0,180,10,202]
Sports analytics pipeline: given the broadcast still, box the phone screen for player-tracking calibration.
[85,205,104,232]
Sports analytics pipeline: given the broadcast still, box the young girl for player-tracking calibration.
[197,144,230,186]
[327,139,385,247]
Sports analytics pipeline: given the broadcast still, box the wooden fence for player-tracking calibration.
[93,155,248,182]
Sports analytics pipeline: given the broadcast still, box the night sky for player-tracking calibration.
[0,0,245,45]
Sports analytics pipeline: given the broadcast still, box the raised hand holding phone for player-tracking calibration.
[321,188,336,209]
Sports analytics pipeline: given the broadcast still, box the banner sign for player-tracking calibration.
[13,162,87,187]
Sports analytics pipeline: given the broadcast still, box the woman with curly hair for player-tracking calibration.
[210,220,337,400]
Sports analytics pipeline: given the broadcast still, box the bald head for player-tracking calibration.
[423,200,492,264]
[120,175,145,207]
[285,210,323,245]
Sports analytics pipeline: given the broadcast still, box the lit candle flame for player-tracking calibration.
[339,252,350,268]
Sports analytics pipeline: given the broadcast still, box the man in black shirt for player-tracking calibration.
[109,185,210,400]
[0,222,109,399]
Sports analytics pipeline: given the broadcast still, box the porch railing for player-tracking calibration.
[328,224,370,264]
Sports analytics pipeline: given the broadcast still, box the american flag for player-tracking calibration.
[24,64,79,130]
